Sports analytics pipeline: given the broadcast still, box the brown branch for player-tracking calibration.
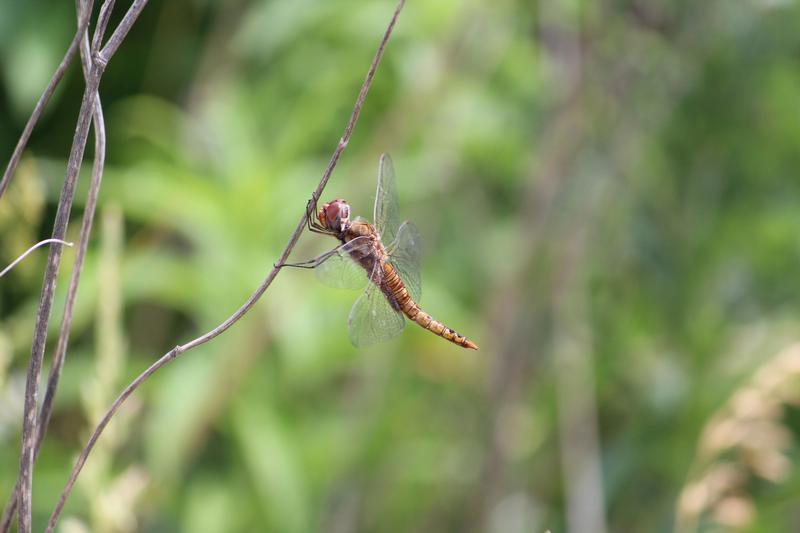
[42,0,108,470]
[45,1,406,530]
[15,0,149,530]
[92,0,118,52]
[17,39,98,533]
[98,0,147,65]
[0,4,109,530]
[0,4,92,200]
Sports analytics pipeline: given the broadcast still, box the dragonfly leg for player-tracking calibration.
[277,261,317,270]
[304,199,318,232]
[276,235,368,271]
[304,198,334,234]
[276,247,339,270]
[309,225,333,235]
[306,197,318,216]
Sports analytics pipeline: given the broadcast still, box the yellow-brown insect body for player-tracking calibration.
[335,213,478,350]
[381,261,479,350]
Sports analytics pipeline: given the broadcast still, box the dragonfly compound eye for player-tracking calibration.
[320,199,350,232]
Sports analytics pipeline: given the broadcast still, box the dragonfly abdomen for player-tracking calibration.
[381,263,478,350]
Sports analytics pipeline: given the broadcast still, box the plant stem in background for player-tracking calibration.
[13,0,148,530]
[18,53,101,533]
[0,10,109,530]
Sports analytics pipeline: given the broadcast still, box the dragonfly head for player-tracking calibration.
[318,199,351,233]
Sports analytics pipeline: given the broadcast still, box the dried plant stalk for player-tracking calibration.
[8,0,147,531]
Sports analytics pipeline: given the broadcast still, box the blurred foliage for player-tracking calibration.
[3,0,800,532]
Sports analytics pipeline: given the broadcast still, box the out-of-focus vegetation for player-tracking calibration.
[3,0,800,531]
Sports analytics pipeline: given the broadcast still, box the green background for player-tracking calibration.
[3,0,800,531]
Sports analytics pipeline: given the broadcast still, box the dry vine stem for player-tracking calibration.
[10,1,147,532]
[0,7,91,200]
[45,1,406,530]
[0,1,111,530]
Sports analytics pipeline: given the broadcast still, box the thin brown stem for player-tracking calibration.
[0,5,92,200]
[45,1,405,530]
[42,0,108,462]
[14,0,149,528]
[304,0,405,210]
[0,45,105,533]
[17,52,99,533]
[98,0,148,65]
[92,0,118,52]
[42,3,107,455]
[0,14,109,533]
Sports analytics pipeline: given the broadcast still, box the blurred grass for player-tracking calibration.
[3,0,800,532]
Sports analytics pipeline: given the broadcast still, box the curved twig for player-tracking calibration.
[98,0,146,65]
[45,1,405,530]
[41,0,108,471]
[0,240,74,279]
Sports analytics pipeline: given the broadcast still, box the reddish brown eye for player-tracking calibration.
[326,203,339,228]
[317,199,350,231]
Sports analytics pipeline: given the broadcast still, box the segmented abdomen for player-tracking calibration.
[381,262,478,350]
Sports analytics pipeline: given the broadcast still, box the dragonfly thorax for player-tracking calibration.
[318,198,351,234]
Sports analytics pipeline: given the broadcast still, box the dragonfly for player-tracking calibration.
[281,154,478,350]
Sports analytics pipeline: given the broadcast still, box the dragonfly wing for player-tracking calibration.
[314,237,370,290]
[373,153,400,246]
[387,220,422,302]
[348,263,405,347]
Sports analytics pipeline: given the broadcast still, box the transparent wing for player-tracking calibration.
[348,263,405,347]
[387,220,422,303]
[314,237,370,290]
[373,153,401,246]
